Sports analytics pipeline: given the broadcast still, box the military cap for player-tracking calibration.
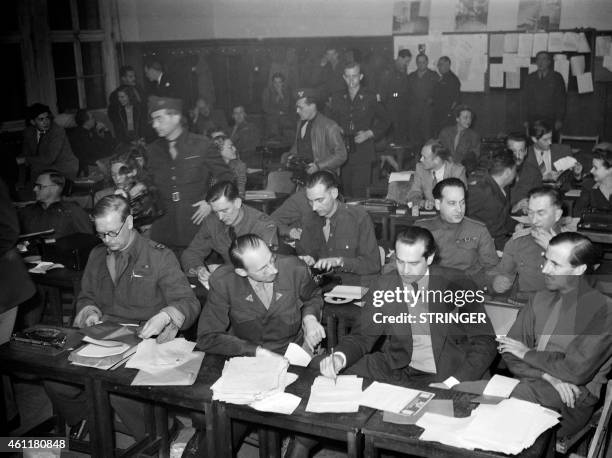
[148,96,183,115]
[295,88,319,102]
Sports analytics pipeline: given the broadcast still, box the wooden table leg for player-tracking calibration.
[346,430,361,458]
[267,428,281,458]
[213,401,232,458]
[258,427,269,458]
[155,405,169,458]
[364,434,378,458]
[90,378,114,458]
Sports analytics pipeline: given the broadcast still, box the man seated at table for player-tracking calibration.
[405,139,467,210]
[45,195,200,441]
[297,170,380,284]
[319,226,496,384]
[416,178,498,288]
[467,150,518,250]
[19,169,92,238]
[507,132,542,214]
[181,181,278,285]
[490,187,571,300]
[270,188,314,240]
[498,232,612,437]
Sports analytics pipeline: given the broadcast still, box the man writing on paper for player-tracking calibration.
[319,226,496,387]
[45,195,200,441]
[499,232,612,437]
[196,233,325,356]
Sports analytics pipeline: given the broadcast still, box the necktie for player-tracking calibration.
[107,252,116,283]
[36,131,46,153]
[537,298,563,351]
[300,121,309,139]
[432,171,438,187]
[107,252,127,284]
[228,225,237,242]
[168,140,178,160]
[454,130,461,151]
[538,152,547,175]
[322,218,331,242]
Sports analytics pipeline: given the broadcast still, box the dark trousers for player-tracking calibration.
[341,142,374,199]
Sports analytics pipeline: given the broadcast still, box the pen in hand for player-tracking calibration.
[331,347,337,386]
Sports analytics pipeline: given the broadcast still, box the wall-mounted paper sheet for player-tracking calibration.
[489,63,504,88]
[577,72,594,94]
[517,34,533,57]
[570,55,585,76]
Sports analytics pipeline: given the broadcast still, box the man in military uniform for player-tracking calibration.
[407,53,439,148]
[490,187,569,299]
[181,181,278,285]
[45,195,200,441]
[270,188,314,240]
[146,96,233,255]
[378,49,411,144]
[297,171,380,285]
[432,56,461,135]
[416,178,498,288]
[327,62,390,198]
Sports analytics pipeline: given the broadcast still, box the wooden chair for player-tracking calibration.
[559,379,612,457]
[559,135,600,154]
[264,170,295,194]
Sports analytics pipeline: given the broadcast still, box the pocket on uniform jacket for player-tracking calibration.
[456,238,478,251]
[333,237,353,252]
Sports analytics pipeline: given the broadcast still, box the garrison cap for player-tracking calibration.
[148,96,183,115]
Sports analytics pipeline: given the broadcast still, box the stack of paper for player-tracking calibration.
[418,398,560,454]
[323,285,368,301]
[388,171,413,183]
[360,382,434,415]
[305,375,363,413]
[245,190,276,200]
[211,356,294,404]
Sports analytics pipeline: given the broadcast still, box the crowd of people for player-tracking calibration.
[2,44,612,457]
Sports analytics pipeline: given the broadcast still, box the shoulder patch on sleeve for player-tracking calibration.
[153,242,166,250]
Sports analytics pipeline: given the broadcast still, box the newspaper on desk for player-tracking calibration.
[417,398,560,454]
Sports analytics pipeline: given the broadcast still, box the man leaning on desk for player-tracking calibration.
[45,195,200,441]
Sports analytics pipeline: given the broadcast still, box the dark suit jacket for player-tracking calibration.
[438,125,481,170]
[406,161,467,203]
[21,124,79,180]
[510,159,543,206]
[107,103,146,144]
[467,173,517,250]
[336,266,496,382]
[524,144,572,175]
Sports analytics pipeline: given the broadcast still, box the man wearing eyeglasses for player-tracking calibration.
[46,194,200,442]
[197,233,325,357]
[18,169,92,239]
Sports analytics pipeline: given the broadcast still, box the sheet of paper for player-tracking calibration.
[570,55,586,76]
[482,374,520,398]
[562,32,578,52]
[127,338,197,372]
[596,36,612,57]
[576,32,591,53]
[77,342,130,358]
[547,32,564,53]
[516,56,531,68]
[489,34,505,58]
[324,285,368,300]
[577,72,594,94]
[565,189,581,197]
[284,343,312,367]
[553,156,578,172]
[528,64,537,73]
[388,171,413,183]
[505,71,520,89]
[502,53,517,72]
[383,399,454,425]
[517,33,533,57]
[360,381,433,414]
[504,34,519,53]
[305,375,363,413]
[532,33,548,57]
[489,64,504,88]
[250,392,301,415]
[604,56,612,72]
[131,351,205,386]
[554,59,570,89]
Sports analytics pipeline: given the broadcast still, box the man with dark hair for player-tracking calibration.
[490,187,571,298]
[20,103,79,180]
[262,72,294,142]
[229,105,262,168]
[144,60,177,98]
[45,194,199,441]
[320,226,496,384]
[499,232,612,438]
[109,65,143,106]
[407,53,438,147]
[285,88,347,175]
[197,233,325,356]
[507,132,542,213]
[180,181,278,285]
[406,139,467,208]
[467,150,518,250]
[146,96,233,255]
[522,51,566,133]
[270,189,313,240]
[327,62,390,197]
[312,46,345,101]
[416,178,498,288]
[188,96,228,136]
[297,170,380,284]
[68,108,114,175]
[378,49,412,143]
[433,55,461,134]
[18,170,92,239]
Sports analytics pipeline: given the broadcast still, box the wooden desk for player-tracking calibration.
[216,365,377,458]
[362,385,554,458]
[579,229,612,246]
[30,268,83,326]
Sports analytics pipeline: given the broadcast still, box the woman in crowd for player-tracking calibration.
[573,143,612,216]
[107,85,145,145]
[438,104,481,173]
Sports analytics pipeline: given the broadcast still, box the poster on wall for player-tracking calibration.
[517,0,561,32]
[392,0,430,35]
[455,0,489,32]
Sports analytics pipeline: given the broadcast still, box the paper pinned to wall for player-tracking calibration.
[562,32,578,52]
[517,34,533,57]
[548,32,564,52]
[504,34,519,53]
[604,56,612,72]
[489,34,505,57]
[570,55,586,76]
[577,72,594,94]
[502,53,518,72]
[576,32,591,53]
[554,59,570,89]
[505,71,520,89]
[533,33,548,56]
[516,56,531,68]
[489,64,504,88]
[528,64,538,73]
[596,36,612,57]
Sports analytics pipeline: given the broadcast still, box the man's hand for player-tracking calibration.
[423,200,434,211]
[289,228,303,240]
[512,198,529,215]
[299,255,315,267]
[531,227,554,249]
[302,315,326,352]
[84,311,101,327]
[319,354,346,379]
[306,163,319,175]
[191,200,211,225]
[543,373,580,408]
[496,336,530,359]
[140,311,171,338]
[543,170,561,182]
[492,275,513,294]
[354,130,374,144]
[313,257,343,271]
[190,264,219,286]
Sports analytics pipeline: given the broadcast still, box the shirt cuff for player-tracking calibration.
[160,306,186,329]
[443,376,460,388]
[73,305,102,328]
[332,351,347,370]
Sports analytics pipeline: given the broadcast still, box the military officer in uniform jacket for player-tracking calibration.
[378,49,412,144]
[146,96,233,254]
[327,62,390,198]
[181,181,278,285]
[416,178,498,288]
[197,234,325,357]
[297,171,381,285]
